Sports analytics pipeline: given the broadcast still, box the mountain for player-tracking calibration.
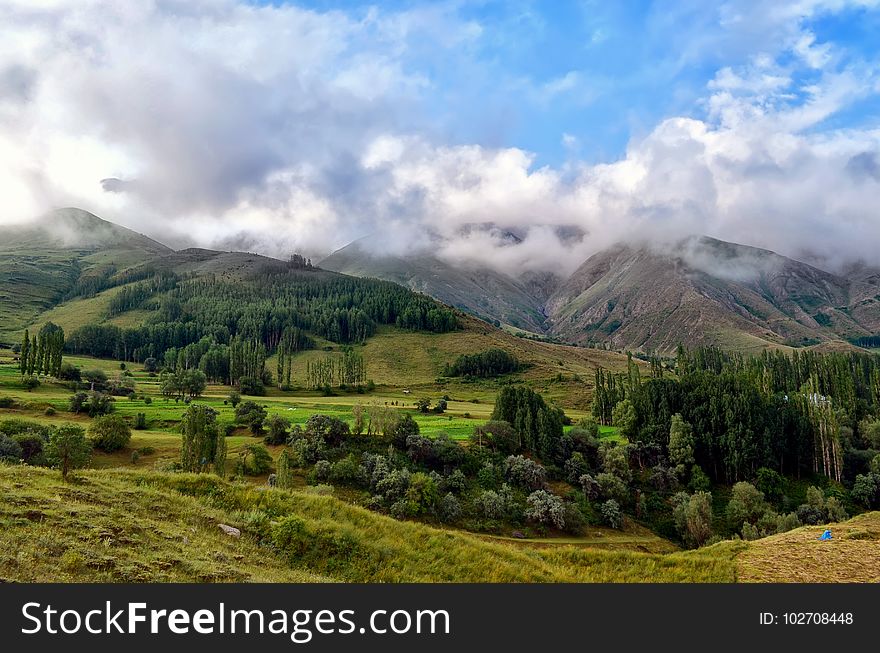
[0,208,171,342]
[324,234,880,353]
[321,239,556,333]
[547,236,880,352]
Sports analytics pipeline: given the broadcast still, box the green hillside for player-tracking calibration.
[0,465,735,583]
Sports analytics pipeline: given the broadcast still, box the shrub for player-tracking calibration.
[236,443,273,476]
[144,396,153,405]
[58,362,81,382]
[579,473,600,500]
[390,413,420,449]
[726,482,768,530]
[0,434,23,462]
[238,376,265,396]
[227,390,241,408]
[474,490,507,521]
[134,413,147,430]
[672,491,714,548]
[13,433,46,464]
[564,452,590,484]
[88,414,132,452]
[264,415,291,446]
[69,391,114,417]
[0,396,14,409]
[600,499,623,529]
[851,473,880,508]
[438,493,462,523]
[235,401,268,435]
[504,455,546,491]
[312,460,332,482]
[21,375,40,391]
[44,407,56,416]
[330,454,365,485]
[596,472,628,504]
[524,490,565,529]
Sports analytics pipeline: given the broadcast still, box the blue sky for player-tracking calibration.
[3,0,880,271]
[260,0,880,165]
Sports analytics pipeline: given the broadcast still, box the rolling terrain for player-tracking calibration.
[325,235,880,353]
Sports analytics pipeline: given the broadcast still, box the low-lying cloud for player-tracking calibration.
[1,1,880,279]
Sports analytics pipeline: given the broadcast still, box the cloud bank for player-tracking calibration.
[1,0,880,277]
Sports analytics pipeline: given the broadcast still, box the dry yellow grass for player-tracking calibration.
[736,512,880,582]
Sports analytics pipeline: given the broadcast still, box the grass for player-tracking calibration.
[734,512,880,582]
[0,464,737,583]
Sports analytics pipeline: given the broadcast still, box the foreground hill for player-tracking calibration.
[3,465,874,582]
[0,465,733,583]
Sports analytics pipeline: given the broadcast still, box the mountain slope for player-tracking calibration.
[321,239,554,333]
[0,208,171,343]
[546,237,880,352]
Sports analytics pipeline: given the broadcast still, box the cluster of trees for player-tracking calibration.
[107,272,179,316]
[490,386,565,461]
[304,348,367,389]
[276,327,313,388]
[159,368,207,400]
[593,347,880,486]
[444,349,520,378]
[0,419,91,480]
[19,323,65,377]
[64,272,455,398]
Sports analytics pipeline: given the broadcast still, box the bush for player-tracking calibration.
[88,414,132,452]
[134,413,147,430]
[58,362,81,382]
[13,433,46,464]
[44,407,56,416]
[238,376,265,396]
[672,491,714,548]
[726,482,768,530]
[438,493,462,523]
[69,391,114,417]
[564,452,590,484]
[851,473,880,508]
[0,434,23,462]
[0,396,14,409]
[21,375,40,391]
[144,396,153,405]
[524,490,565,529]
[474,490,507,521]
[264,415,291,446]
[504,455,546,491]
[227,390,241,408]
[236,443,273,476]
[600,499,623,529]
[312,460,332,482]
[235,401,268,435]
[596,472,628,504]
[330,454,365,485]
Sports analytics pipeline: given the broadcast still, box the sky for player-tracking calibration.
[2,0,880,275]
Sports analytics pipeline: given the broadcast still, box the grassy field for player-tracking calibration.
[0,465,738,583]
[734,512,880,582]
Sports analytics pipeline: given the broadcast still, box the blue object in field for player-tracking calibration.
[818,530,832,541]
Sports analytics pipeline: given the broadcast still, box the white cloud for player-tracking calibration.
[1,0,880,278]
